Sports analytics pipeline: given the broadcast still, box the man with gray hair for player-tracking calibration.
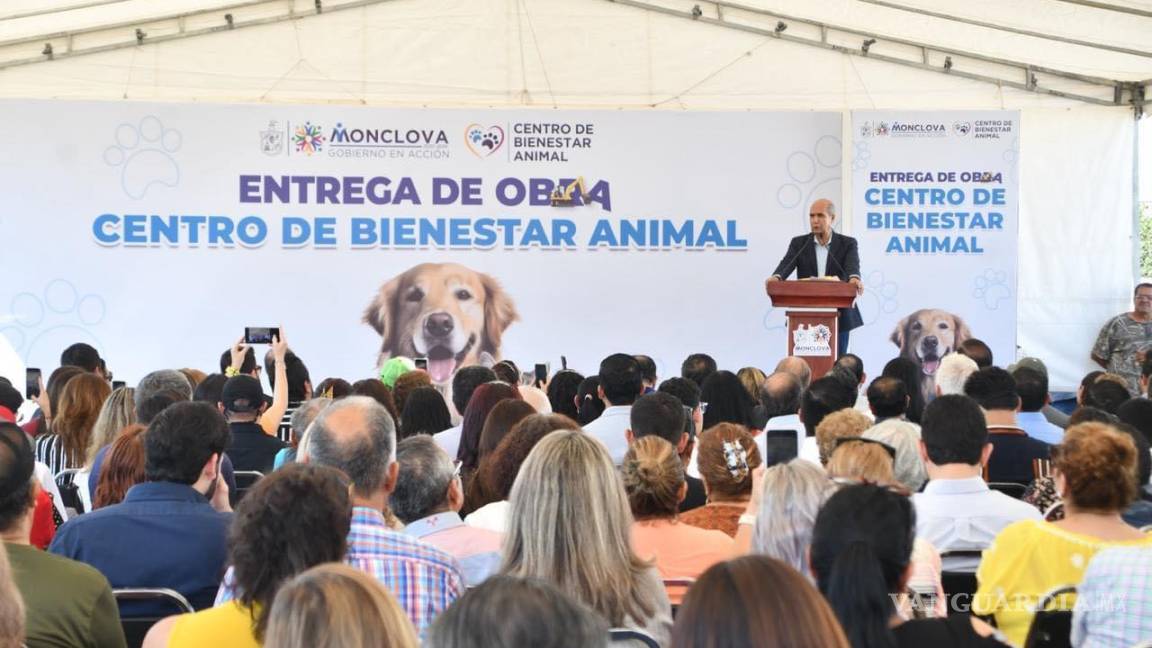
[773,356,813,392]
[392,436,502,586]
[307,396,464,636]
[759,371,818,465]
[934,353,979,396]
[134,370,192,409]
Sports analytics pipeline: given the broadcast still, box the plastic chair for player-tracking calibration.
[1032,459,1052,480]
[987,482,1027,499]
[939,550,983,618]
[1043,501,1064,522]
[232,470,264,504]
[1022,584,1076,648]
[113,588,194,648]
[609,628,660,648]
[662,577,695,619]
[54,468,85,515]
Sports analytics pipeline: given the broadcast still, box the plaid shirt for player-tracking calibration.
[1072,545,1152,648]
[346,506,465,636]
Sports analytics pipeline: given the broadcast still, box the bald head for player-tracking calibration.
[307,395,395,498]
[760,371,802,418]
[809,199,836,240]
[774,356,812,391]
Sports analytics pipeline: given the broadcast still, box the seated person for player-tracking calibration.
[219,376,287,474]
[963,367,1050,484]
[912,396,1041,571]
[621,436,734,604]
[974,423,1152,646]
[0,422,125,648]
[143,463,351,648]
[49,402,233,613]
[812,483,1010,648]
[391,436,502,587]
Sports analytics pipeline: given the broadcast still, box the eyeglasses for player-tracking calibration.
[452,460,463,479]
[833,436,897,461]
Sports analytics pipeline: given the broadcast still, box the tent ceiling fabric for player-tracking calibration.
[0,0,1146,389]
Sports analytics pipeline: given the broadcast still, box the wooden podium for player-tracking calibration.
[765,280,858,378]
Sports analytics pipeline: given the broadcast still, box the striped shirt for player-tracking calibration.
[34,433,79,476]
[346,507,464,637]
[1072,545,1152,647]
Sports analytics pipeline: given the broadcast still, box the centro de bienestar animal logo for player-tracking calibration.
[294,122,325,155]
[465,124,505,157]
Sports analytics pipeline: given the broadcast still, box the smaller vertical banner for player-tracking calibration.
[851,111,1019,399]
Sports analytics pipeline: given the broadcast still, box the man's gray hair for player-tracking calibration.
[289,397,331,440]
[390,435,454,524]
[134,370,193,408]
[936,353,979,396]
[307,395,395,497]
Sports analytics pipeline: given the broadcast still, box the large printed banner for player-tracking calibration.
[0,101,843,385]
[851,111,1019,399]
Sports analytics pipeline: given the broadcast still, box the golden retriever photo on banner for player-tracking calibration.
[363,263,519,383]
[890,308,972,403]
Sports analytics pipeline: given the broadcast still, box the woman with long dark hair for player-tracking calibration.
[811,484,1009,648]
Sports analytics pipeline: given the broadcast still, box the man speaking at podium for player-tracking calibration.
[766,199,864,355]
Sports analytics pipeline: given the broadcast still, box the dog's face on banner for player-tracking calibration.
[363,263,519,383]
[890,308,972,377]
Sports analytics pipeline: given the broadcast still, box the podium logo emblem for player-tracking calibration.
[793,323,832,356]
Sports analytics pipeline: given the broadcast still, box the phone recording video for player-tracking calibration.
[414,357,429,370]
[244,327,280,345]
[25,368,41,400]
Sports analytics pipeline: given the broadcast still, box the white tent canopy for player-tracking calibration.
[0,0,1148,389]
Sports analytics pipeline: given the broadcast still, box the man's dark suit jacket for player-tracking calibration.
[771,232,864,332]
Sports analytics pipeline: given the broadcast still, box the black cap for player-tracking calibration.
[0,384,22,414]
[221,375,264,413]
[0,423,34,497]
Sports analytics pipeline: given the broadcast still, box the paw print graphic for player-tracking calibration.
[480,133,500,150]
[775,135,841,230]
[856,270,900,325]
[468,128,484,143]
[0,280,106,364]
[973,269,1012,310]
[104,116,182,200]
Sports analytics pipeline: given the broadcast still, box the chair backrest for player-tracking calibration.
[938,553,981,618]
[987,482,1027,499]
[609,628,661,648]
[232,470,264,504]
[1043,501,1064,522]
[54,468,85,515]
[113,588,194,648]
[1033,458,1052,480]
[1022,585,1076,648]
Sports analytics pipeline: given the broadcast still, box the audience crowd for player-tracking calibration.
[2,328,1152,648]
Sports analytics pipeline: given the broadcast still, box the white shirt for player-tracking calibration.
[33,461,69,522]
[815,233,832,276]
[911,475,1042,571]
[581,405,632,465]
[434,424,463,460]
[464,500,510,534]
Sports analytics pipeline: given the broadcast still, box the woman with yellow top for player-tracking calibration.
[142,463,352,648]
[974,422,1152,646]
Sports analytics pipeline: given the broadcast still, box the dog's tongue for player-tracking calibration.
[427,357,457,384]
[922,358,940,376]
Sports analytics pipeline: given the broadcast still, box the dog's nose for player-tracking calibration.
[924,336,938,349]
[424,313,454,338]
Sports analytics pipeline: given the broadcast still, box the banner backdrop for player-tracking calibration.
[850,111,1019,400]
[0,101,843,386]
